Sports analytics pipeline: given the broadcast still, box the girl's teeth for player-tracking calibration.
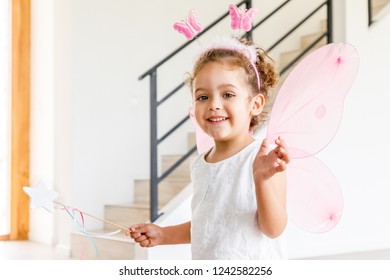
[210,118,226,122]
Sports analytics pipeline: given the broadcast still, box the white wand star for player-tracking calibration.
[23,181,59,213]
[22,181,130,232]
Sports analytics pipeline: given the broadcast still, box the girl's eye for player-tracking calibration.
[196,95,208,101]
[223,93,234,98]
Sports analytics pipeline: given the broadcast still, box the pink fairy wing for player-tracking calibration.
[173,22,195,40]
[266,43,359,158]
[287,151,343,233]
[188,9,203,33]
[189,107,214,154]
[264,43,358,233]
[228,4,242,30]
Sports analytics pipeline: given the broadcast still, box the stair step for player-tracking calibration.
[280,33,327,72]
[320,19,327,32]
[277,66,293,86]
[134,179,190,207]
[70,229,146,260]
[279,49,301,69]
[372,2,390,17]
[373,0,390,5]
[104,203,150,230]
[161,154,194,180]
[301,32,327,50]
[187,132,196,150]
[372,0,390,10]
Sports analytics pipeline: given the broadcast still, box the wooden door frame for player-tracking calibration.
[9,0,30,240]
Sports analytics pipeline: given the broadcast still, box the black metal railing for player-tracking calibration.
[139,0,333,222]
[369,0,374,25]
[268,0,333,75]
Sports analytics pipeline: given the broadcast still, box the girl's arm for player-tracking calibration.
[127,221,191,247]
[254,172,287,238]
[253,136,290,239]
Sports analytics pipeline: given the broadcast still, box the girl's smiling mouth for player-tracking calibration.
[207,116,229,123]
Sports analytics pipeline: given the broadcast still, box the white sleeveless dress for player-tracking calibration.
[190,140,288,260]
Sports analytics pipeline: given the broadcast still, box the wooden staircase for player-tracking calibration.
[279,19,327,72]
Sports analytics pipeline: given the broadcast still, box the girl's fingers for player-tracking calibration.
[276,137,290,163]
[139,239,150,248]
[278,148,290,164]
[130,232,141,239]
[276,159,287,172]
[259,139,269,156]
[275,136,287,149]
[130,223,152,236]
[135,234,148,243]
[132,223,148,232]
[128,224,150,240]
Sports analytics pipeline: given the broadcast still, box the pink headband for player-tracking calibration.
[196,36,261,91]
[173,5,261,90]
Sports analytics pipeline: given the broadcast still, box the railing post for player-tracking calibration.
[368,0,373,26]
[327,0,333,43]
[149,70,159,222]
[245,0,253,39]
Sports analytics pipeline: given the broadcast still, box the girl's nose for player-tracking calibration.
[209,97,222,110]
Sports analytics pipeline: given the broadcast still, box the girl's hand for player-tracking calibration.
[253,136,290,182]
[126,223,165,248]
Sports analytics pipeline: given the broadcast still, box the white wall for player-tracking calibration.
[29,0,56,244]
[29,0,390,258]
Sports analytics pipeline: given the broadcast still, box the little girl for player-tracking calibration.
[127,36,290,260]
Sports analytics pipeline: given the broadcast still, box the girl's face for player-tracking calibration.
[192,61,264,144]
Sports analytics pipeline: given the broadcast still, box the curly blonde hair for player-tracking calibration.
[188,37,279,129]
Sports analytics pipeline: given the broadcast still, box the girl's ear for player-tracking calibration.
[251,94,265,116]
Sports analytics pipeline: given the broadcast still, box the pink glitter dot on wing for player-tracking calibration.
[315,104,327,119]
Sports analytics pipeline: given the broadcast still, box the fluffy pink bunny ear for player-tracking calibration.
[266,43,359,159]
[189,106,214,154]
